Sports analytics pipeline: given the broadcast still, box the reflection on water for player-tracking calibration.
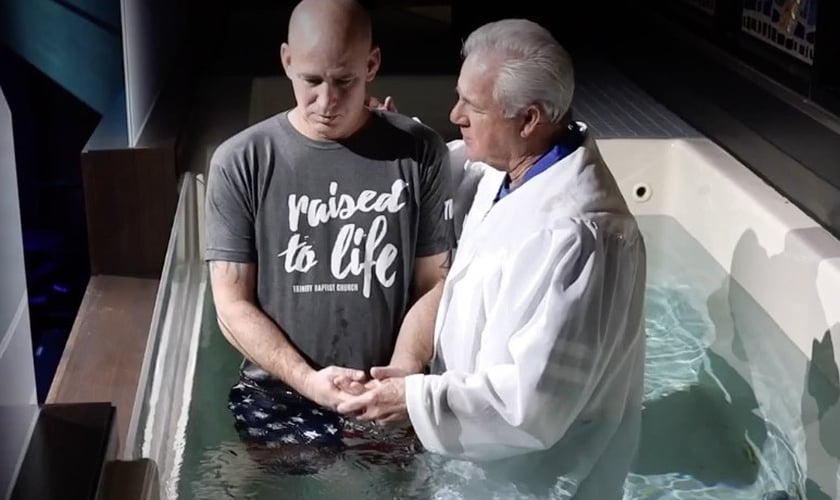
[625,284,801,499]
[642,285,715,402]
[168,215,832,499]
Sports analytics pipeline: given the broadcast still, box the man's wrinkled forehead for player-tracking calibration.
[457,54,498,100]
[288,34,370,72]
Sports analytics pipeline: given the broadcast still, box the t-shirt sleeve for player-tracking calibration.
[416,129,456,258]
[204,145,257,263]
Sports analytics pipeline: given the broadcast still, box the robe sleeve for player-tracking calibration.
[405,221,639,461]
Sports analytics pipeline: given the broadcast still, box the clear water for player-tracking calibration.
[171,215,838,499]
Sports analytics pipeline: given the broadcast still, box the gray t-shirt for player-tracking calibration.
[205,110,454,376]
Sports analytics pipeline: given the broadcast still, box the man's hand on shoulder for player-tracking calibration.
[366,94,397,112]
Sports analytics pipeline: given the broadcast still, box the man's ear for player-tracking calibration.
[366,46,381,82]
[280,42,292,78]
[520,105,542,138]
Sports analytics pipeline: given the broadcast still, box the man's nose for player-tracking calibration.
[449,101,466,125]
[317,83,340,108]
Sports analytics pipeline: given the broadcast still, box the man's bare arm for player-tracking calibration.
[377,251,448,376]
[209,261,312,385]
[411,250,449,302]
[208,260,363,408]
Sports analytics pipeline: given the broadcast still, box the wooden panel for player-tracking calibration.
[81,145,178,278]
[46,275,160,456]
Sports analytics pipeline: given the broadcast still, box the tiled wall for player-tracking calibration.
[574,61,701,139]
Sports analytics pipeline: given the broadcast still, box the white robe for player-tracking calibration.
[405,129,647,499]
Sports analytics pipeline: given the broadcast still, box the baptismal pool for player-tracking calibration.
[126,138,840,499]
[142,215,827,500]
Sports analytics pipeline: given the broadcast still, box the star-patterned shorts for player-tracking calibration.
[228,375,345,449]
[228,374,423,475]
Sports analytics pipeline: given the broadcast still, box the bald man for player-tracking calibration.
[204,0,454,461]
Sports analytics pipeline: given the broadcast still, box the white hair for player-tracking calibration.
[462,19,574,124]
